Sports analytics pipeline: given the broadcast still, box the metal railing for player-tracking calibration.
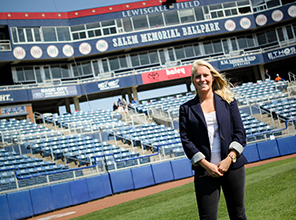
[288,71,296,83]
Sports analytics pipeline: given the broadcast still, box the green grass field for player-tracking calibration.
[73,157,296,220]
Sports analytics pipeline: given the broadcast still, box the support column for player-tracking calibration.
[65,98,71,113]
[73,96,81,112]
[127,88,133,103]
[186,81,192,93]
[258,64,266,80]
[56,99,65,115]
[132,86,139,102]
[253,65,263,81]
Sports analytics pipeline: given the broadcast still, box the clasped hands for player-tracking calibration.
[202,157,232,178]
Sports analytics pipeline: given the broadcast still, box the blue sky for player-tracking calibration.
[1,0,193,113]
[0,0,143,12]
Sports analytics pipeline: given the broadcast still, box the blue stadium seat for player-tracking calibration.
[0,179,10,191]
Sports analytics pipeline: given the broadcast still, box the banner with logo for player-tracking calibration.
[218,54,263,70]
[81,75,142,94]
[31,85,78,100]
[263,45,296,62]
[98,75,142,91]
[141,65,192,84]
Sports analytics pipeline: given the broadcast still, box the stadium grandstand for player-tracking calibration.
[0,0,296,219]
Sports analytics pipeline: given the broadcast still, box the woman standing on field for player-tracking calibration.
[179,60,247,219]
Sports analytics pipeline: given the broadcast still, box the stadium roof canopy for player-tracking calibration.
[1,0,144,12]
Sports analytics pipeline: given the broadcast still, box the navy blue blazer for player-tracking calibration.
[179,93,248,171]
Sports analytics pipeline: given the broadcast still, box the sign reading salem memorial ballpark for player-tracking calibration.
[112,21,223,48]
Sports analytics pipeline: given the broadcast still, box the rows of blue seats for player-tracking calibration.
[259,97,296,121]
[1,134,295,220]
[64,143,121,165]
[232,80,288,105]
[43,110,123,130]
[97,151,142,170]
[29,134,103,158]
[113,123,183,155]
[28,134,147,175]
[75,148,149,170]
[240,111,281,142]
[134,80,287,116]
[73,147,138,168]
[135,93,194,115]
[0,118,53,143]
[0,149,77,191]
[160,142,185,158]
[0,150,54,173]
[28,133,142,170]
[114,123,178,142]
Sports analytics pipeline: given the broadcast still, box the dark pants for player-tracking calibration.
[194,166,247,220]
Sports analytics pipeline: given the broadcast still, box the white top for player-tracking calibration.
[204,111,221,165]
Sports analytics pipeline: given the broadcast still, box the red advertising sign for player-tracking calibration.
[141,65,192,84]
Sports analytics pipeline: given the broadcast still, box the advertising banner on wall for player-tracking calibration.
[263,45,296,62]
[141,65,192,84]
[1,106,26,116]
[218,54,263,70]
[31,85,78,100]
[81,75,142,94]
[98,75,142,91]
[0,90,29,103]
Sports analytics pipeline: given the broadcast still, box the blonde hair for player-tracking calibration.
[191,60,234,103]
